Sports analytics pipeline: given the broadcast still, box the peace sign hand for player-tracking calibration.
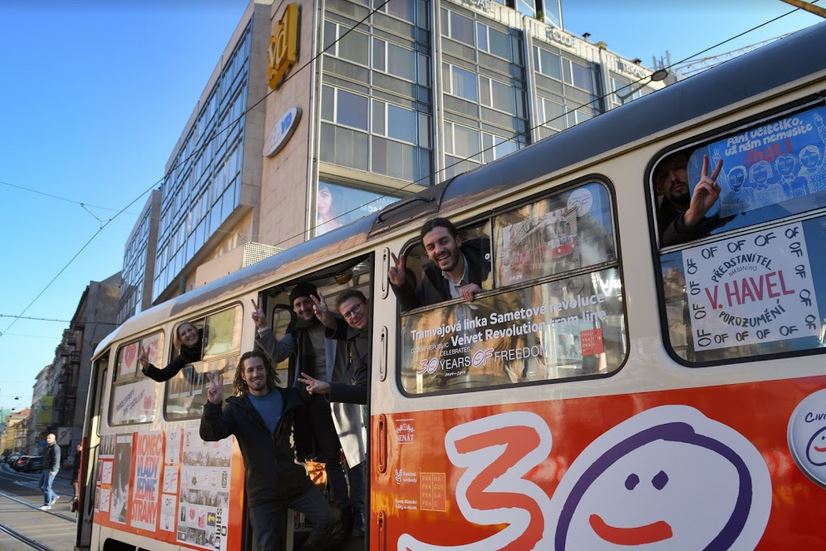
[388,251,406,287]
[311,291,336,329]
[685,154,723,228]
[206,371,224,404]
[251,299,267,330]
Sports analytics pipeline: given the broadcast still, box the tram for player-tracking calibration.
[76,21,826,550]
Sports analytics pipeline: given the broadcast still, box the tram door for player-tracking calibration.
[76,353,109,549]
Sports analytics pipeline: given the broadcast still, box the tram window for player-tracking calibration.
[399,180,626,395]
[494,181,615,285]
[655,103,826,363]
[164,306,241,421]
[109,331,164,425]
[399,220,493,309]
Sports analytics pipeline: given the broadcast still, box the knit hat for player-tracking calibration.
[289,282,319,305]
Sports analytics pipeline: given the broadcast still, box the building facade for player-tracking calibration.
[117,190,159,325]
[28,274,121,455]
[120,0,662,312]
[263,0,663,247]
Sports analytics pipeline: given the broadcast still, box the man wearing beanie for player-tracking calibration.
[252,283,366,536]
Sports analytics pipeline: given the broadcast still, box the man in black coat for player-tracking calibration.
[388,217,490,311]
[656,153,723,246]
[39,433,61,510]
[200,350,336,550]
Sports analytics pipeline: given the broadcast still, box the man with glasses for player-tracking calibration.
[252,284,350,518]
[300,289,371,536]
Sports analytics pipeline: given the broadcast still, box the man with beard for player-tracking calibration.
[200,351,336,550]
[388,217,490,311]
[656,153,723,246]
[252,284,354,530]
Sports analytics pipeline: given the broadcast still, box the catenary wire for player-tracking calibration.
[1,0,817,338]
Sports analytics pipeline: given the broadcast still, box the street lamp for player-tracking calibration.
[615,68,669,104]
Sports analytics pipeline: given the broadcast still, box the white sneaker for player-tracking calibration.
[39,505,51,511]
[50,495,59,506]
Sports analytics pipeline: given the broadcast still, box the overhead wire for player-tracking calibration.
[0,0,394,340]
[1,0,817,339]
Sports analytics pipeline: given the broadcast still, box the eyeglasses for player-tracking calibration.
[341,302,365,320]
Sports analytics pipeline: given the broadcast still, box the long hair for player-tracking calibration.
[232,350,280,395]
[172,321,201,352]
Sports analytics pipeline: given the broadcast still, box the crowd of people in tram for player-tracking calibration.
[135,216,486,550]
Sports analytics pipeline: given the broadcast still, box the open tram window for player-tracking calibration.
[399,180,627,396]
[254,255,374,387]
[109,331,164,425]
[164,306,242,421]
[654,102,826,364]
[394,219,493,312]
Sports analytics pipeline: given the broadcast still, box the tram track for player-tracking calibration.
[0,519,53,550]
[0,489,76,523]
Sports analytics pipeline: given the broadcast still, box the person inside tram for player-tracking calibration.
[138,320,203,383]
[655,152,723,246]
[252,284,353,528]
[299,288,371,537]
[201,350,339,550]
[388,217,491,311]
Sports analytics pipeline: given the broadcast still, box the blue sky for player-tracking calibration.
[0,0,821,413]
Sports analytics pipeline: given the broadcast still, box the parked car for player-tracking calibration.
[13,455,44,472]
[5,452,21,466]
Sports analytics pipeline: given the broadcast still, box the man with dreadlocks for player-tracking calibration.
[200,350,337,550]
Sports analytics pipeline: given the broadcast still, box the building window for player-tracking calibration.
[372,38,416,81]
[441,8,474,46]
[476,22,512,62]
[322,85,369,130]
[324,21,369,66]
[378,0,415,23]
[482,132,519,163]
[479,76,515,114]
[534,46,562,80]
[443,63,478,102]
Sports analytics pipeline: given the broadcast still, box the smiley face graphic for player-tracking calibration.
[551,406,771,550]
[788,388,826,487]
[806,426,826,466]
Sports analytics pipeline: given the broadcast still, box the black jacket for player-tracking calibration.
[200,388,313,505]
[143,333,202,383]
[392,238,490,311]
[44,443,61,473]
[326,319,369,405]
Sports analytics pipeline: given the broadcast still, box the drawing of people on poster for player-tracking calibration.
[693,105,826,218]
[109,434,132,525]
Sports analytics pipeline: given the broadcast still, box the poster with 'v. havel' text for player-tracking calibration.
[683,221,820,350]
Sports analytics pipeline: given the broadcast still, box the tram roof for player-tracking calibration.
[95,21,826,358]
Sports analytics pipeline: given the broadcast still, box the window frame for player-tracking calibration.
[649,97,826,368]
[395,175,628,398]
[108,329,166,427]
[162,303,244,422]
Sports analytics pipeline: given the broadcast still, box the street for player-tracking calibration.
[0,463,76,550]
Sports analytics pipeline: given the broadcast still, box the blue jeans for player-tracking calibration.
[39,470,57,506]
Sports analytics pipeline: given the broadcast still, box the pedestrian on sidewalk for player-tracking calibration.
[39,433,60,511]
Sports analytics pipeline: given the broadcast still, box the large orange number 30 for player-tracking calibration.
[398,412,553,551]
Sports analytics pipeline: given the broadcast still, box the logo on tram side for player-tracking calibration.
[397,406,771,551]
[788,388,826,487]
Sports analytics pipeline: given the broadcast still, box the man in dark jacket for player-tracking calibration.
[200,350,335,550]
[299,289,371,537]
[656,153,723,246]
[39,433,61,510]
[252,284,350,512]
[389,217,490,311]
